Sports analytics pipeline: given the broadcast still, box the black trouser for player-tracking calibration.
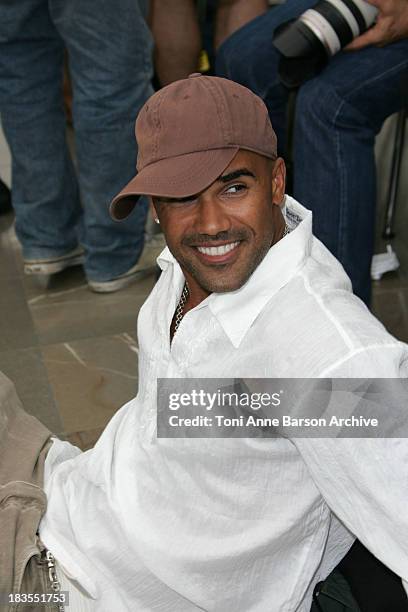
[337,540,408,612]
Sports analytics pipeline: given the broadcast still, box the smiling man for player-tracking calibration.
[153,153,285,291]
[11,75,408,611]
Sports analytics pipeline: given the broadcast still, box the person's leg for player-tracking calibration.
[293,41,408,304]
[149,0,201,86]
[215,0,316,155]
[214,0,268,51]
[0,0,81,260]
[51,0,154,282]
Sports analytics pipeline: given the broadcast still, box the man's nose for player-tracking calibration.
[194,196,231,236]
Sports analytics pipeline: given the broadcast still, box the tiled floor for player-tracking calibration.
[0,211,155,448]
[1,115,407,451]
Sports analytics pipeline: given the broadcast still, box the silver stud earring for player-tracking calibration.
[154,218,160,225]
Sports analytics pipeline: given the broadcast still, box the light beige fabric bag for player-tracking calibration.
[0,371,56,611]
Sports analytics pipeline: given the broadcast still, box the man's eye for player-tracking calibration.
[225,184,246,195]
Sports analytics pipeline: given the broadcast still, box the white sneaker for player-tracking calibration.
[24,246,84,275]
[88,235,166,293]
[371,244,400,281]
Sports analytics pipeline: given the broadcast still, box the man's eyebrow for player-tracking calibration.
[153,168,256,205]
[217,168,256,183]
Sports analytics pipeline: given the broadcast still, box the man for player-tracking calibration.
[216,0,408,305]
[3,75,408,611]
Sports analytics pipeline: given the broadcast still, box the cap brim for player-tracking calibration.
[110,147,239,220]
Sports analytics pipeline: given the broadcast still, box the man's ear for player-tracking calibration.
[271,158,286,206]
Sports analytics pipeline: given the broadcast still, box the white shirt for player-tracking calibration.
[40,196,408,611]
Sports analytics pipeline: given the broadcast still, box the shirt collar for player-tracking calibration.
[157,196,312,348]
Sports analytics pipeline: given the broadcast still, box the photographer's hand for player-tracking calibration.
[346,0,408,49]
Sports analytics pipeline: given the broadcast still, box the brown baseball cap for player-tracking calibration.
[110,74,277,221]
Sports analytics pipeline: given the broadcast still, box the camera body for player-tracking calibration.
[273,0,378,88]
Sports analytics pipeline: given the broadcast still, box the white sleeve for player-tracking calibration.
[293,344,408,583]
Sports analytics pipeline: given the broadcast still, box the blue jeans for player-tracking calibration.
[0,0,153,281]
[216,2,408,304]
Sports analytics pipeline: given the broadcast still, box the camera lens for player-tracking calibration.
[273,0,378,88]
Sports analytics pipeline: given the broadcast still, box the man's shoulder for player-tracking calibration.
[255,257,406,377]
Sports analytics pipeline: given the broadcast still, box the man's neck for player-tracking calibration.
[182,270,211,310]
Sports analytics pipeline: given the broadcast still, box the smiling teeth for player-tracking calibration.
[197,242,239,256]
